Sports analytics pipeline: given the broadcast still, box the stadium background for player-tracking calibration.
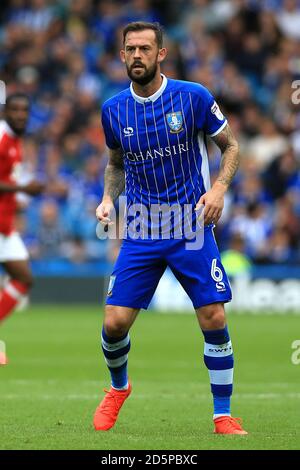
[0,0,300,451]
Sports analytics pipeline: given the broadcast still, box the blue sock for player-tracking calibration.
[202,326,233,418]
[101,327,130,390]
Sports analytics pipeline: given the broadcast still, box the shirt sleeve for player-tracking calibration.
[101,105,120,150]
[200,88,227,137]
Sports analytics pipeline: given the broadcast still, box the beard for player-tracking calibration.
[6,120,26,136]
[10,125,26,136]
[126,61,158,86]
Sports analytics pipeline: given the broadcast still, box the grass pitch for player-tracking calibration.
[0,305,299,450]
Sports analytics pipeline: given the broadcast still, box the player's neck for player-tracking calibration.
[131,73,163,98]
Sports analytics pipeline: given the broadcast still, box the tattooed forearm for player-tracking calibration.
[212,124,240,188]
[103,148,125,201]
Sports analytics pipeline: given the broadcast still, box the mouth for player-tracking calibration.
[132,64,145,71]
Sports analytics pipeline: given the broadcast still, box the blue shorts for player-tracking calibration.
[106,227,232,310]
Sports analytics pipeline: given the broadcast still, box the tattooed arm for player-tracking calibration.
[195,124,239,225]
[213,124,240,189]
[96,147,125,224]
[103,148,125,201]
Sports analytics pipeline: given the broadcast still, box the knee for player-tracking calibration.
[199,303,226,330]
[103,306,129,338]
[103,318,128,337]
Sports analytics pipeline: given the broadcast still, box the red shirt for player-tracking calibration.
[0,120,22,235]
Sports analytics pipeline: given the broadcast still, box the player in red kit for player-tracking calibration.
[0,93,44,364]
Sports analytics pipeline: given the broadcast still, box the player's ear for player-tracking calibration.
[157,47,167,64]
[120,50,126,63]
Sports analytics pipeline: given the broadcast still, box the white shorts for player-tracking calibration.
[0,232,29,262]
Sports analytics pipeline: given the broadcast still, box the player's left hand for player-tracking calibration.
[195,182,227,225]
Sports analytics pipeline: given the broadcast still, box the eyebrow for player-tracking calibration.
[125,44,152,49]
[9,103,29,110]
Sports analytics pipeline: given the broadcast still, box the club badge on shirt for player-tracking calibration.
[166,112,183,133]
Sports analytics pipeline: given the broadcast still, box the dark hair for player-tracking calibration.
[5,93,29,108]
[122,22,164,48]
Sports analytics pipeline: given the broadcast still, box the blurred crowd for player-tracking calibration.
[0,0,299,265]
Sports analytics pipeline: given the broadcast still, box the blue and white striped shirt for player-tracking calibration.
[101,75,227,235]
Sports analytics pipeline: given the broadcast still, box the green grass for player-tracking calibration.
[0,306,299,450]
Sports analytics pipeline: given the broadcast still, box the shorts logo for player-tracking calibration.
[166,112,183,133]
[216,281,226,292]
[211,101,224,121]
[107,275,116,296]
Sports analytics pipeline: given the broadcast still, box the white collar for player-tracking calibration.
[0,120,16,137]
[130,74,168,104]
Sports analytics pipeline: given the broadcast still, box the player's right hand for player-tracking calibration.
[22,181,45,196]
[96,199,115,225]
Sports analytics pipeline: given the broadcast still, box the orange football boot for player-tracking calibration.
[0,351,8,365]
[93,382,132,431]
[214,416,248,435]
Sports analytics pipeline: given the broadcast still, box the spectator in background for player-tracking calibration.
[34,199,66,260]
[230,202,273,262]
[265,228,294,263]
[245,118,288,170]
[277,0,300,40]
[263,147,299,200]
[221,233,252,278]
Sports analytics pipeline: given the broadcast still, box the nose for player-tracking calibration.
[133,47,141,59]
[17,111,27,119]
